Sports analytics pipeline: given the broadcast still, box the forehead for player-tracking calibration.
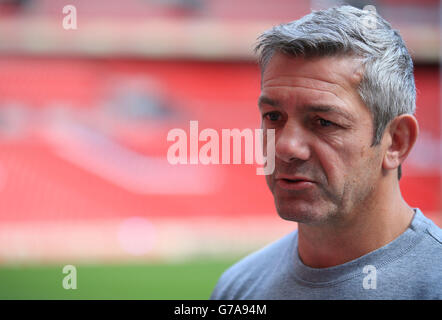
[262,52,364,89]
[260,52,366,114]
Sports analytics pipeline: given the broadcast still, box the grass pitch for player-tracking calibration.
[0,258,238,299]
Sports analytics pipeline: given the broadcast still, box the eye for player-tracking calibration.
[263,112,282,122]
[318,118,335,127]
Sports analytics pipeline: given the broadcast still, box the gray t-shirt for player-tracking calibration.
[211,209,442,299]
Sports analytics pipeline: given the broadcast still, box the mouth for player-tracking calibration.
[275,176,315,190]
[280,178,310,183]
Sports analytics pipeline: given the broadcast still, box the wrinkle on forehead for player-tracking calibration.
[262,52,365,92]
[263,78,345,102]
[261,84,348,110]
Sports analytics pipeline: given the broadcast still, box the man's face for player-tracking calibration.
[259,52,385,226]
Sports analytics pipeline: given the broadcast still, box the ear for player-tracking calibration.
[382,114,419,172]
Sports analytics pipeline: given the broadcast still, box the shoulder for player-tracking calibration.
[210,230,296,300]
[405,210,442,267]
[402,210,442,297]
[412,209,442,248]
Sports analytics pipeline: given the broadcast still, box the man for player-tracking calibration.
[211,6,441,299]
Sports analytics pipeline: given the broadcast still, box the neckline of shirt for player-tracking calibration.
[287,208,426,286]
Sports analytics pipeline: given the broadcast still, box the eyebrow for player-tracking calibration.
[258,95,355,122]
[306,105,355,122]
[258,96,281,108]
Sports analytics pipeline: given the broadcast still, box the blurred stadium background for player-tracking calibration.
[0,0,440,299]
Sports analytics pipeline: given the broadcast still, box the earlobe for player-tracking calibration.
[382,115,419,172]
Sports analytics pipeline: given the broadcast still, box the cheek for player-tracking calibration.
[314,141,357,187]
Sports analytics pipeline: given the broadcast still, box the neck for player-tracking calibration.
[297,178,415,269]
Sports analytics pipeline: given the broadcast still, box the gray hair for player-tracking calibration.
[254,5,416,179]
[255,6,416,145]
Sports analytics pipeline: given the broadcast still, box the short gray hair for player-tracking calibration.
[255,5,416,148]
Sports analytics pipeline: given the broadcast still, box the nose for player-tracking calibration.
[275,121,311,163]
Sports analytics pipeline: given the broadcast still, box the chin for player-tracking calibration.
[275,200,332,225]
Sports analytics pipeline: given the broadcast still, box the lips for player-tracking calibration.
[274,175,315,190]
[275,175,314,183]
